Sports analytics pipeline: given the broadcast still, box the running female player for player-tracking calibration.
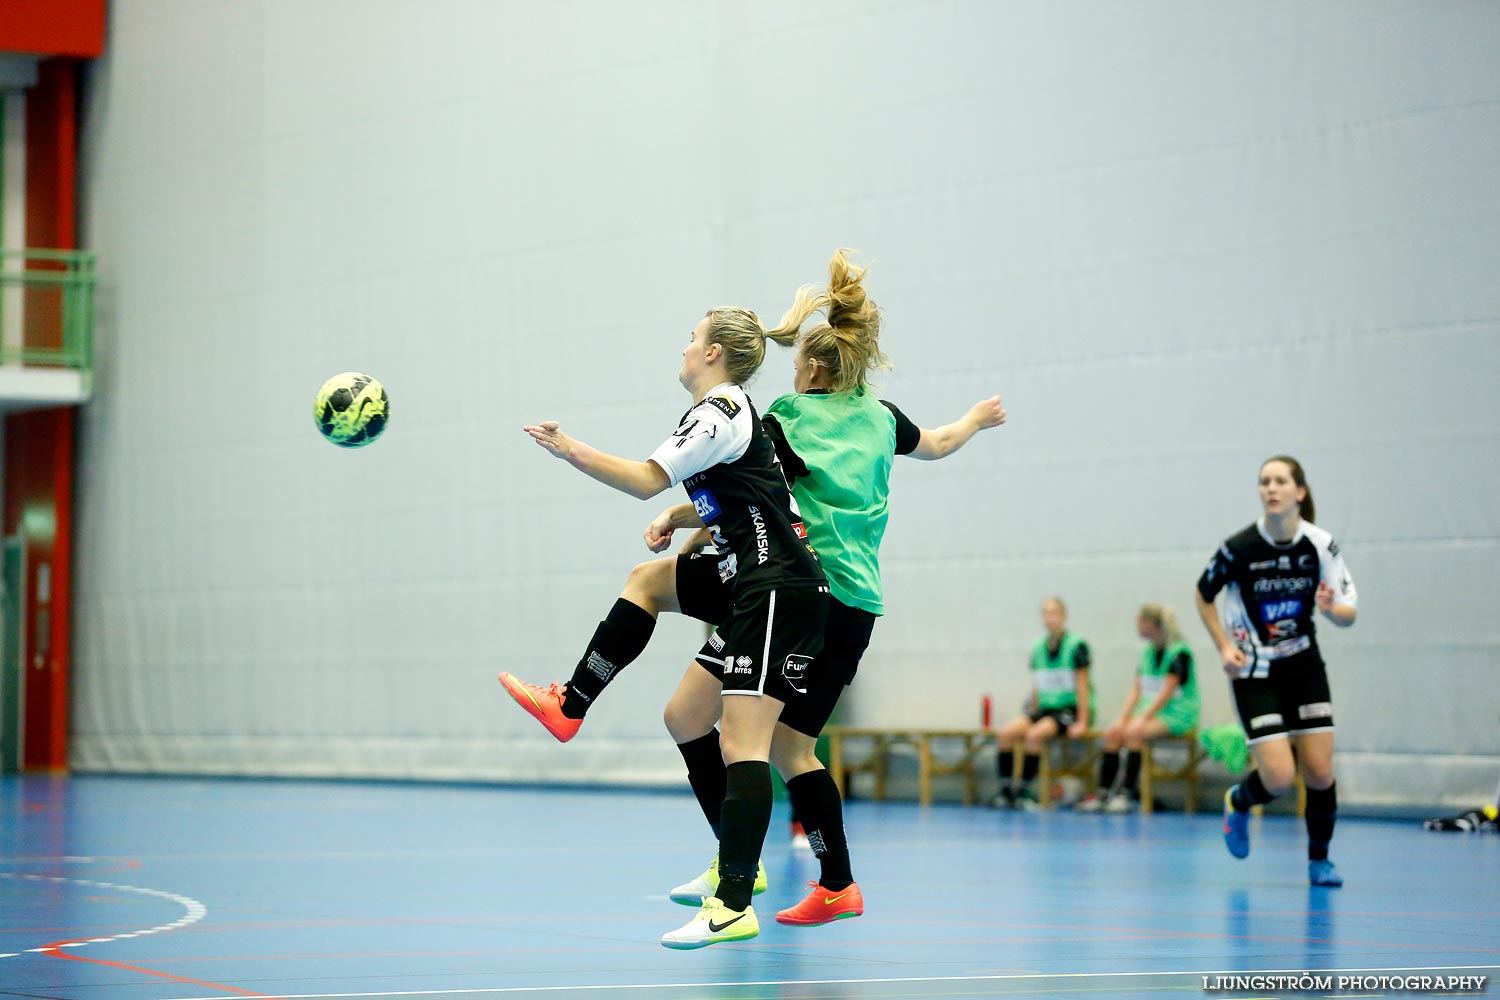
[521,303,828,948]
[1195,455,1358,886]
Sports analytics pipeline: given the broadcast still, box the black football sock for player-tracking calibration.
[1021,753,1040,792]
[1098,752,1120,794]
[1306,782,1337,861]
[998,747,1016,788]
[716,761,772,911]
[1231,770,1276,811]
[677,730,726,838]
[786,769,853,891]
[562,598,656,719]
[1122,751,1143,797]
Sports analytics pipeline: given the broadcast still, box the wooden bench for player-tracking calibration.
[825,724,1302,814]
[825,726,995,806]
[1138,730,1205,813]
[827,726,1113,809]
[1136,730,1306,815]
[1032,731,1103,808]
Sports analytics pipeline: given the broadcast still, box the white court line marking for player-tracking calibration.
[0,872,208,958]
[160,964,1500,1000]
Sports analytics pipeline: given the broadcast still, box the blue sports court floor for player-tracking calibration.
[2,775,1496,1000]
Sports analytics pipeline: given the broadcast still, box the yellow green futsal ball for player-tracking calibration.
[314,372,388,448]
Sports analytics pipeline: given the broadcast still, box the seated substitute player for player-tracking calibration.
[520,300,828,948]
[993,596,1093,809]
[1195,455,1357,887]
[1075,604,1200,813]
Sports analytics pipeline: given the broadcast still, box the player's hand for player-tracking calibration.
[644,512,676,552]
[1067,719,1089,739]
[523,421,575,459]
[971,395,1007,430]
[1219,641,1249,677]
[1315,580,1335,614]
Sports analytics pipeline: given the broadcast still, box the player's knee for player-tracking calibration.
[662,697,703,743]
[1300,761,1335,790]
[623,559,669,612]
[1260,762,1298,794]
[771,743,817,779]
[718,730,770,765]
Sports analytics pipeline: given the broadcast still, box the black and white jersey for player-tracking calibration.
[648,382,825,598]
[1197,518,1358,679]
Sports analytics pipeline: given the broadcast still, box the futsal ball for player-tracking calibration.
[1051,775,1085,808]
[314,372,388,448]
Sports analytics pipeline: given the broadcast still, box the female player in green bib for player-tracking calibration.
[1075,604,1199,812]
[994,597,1094,808]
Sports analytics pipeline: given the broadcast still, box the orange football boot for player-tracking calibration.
[775,880,864,926]
[498,673,582,743]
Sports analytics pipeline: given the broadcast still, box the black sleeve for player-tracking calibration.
[760,414,810,481]
[1197,542,1232,602]
[1072,641,1091,671]
[880,400,923,456]
[1168,650,1192,685]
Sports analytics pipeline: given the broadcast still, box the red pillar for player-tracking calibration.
[3,409,74,771]
[3,56,83,771]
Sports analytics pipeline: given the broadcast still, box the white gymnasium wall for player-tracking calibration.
[71,1,1500,807]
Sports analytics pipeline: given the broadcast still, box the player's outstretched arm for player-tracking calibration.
[910,395,1006,461]
[523,421,671,500]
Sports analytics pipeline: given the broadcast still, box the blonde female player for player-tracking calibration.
[1075,604,1200,813]
[1195,455,1357,886]
[518,304,828,948]
[504,250,1005,937]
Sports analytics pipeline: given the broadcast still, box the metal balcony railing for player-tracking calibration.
[0,248,96,372]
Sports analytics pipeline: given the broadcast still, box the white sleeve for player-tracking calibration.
[1316,533,1358,609]
[647,395,752,487]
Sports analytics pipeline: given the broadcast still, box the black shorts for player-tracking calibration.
[1231,651,1335,745]
[677,552,734,624]
[1027,706,1078,730]
[694,587,827,704]
[695,592,875,738]
[777,599,876,737]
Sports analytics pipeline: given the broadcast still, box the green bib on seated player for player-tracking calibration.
[1136,640,1200,730]
[767,388,896,616]
[1031,632,1092,716]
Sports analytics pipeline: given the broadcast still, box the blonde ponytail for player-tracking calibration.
[796,248,890,394]
[703,304,802,386]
